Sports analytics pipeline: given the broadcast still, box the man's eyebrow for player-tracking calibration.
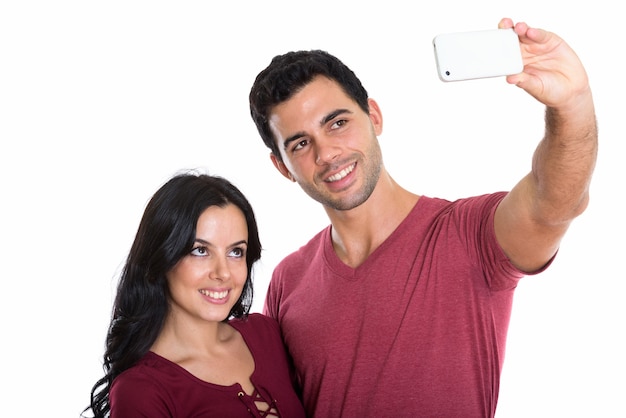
[282,108,352,150]
[322,108,351,125]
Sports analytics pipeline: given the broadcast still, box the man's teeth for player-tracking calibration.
[200,289,228,299]
[327,164,354,182]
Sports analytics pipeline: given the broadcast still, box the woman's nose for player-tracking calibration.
[209,257,231,281]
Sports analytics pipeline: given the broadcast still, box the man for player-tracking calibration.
[248,18,597,417]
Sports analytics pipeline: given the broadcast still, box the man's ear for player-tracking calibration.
[270,153,295,182]
[367,98,383,136]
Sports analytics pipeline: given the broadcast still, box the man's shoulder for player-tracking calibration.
[278,225,329,265]
[418,192,507,213]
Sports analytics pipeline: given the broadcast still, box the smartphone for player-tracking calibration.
[433,28,523,82]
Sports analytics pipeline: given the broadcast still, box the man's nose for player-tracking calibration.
[315,138,341,165]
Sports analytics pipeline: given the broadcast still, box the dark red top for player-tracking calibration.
[110,313,305,417]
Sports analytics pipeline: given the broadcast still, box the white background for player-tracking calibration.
[1,1,623,417]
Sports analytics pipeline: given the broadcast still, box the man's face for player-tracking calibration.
[268,76,384,211]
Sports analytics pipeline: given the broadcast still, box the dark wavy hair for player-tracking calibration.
[83,172,262,418]
[249,49,370,163]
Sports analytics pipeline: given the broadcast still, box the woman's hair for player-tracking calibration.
[84,172,262,418]
[249,49,370,162]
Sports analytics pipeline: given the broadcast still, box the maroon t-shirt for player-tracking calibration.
[264,193,547,417]
[109,313,305,417]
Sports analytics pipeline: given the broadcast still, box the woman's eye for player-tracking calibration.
[190,246,208,256]
[229,247,245,258]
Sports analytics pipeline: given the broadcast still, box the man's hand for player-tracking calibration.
[498,18,591,111]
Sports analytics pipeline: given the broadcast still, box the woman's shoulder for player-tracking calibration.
[230,313,278,332]
[229,313,282,345]
[110,351,203,415]
[112,352,170,387]
[110,353,173,411]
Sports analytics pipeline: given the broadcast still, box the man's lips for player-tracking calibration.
[325,163,355,183]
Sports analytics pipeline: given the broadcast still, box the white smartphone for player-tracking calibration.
[433,28,523,82]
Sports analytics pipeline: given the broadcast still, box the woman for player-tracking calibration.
[85,172,305,417]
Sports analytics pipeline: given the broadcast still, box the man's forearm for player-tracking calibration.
[531,92,598,224]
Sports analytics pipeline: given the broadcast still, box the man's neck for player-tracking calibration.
[326,174,419,268]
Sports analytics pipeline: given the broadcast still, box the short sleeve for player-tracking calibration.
[110,367,174,418]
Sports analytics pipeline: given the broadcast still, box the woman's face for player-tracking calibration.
[166,203,249,324]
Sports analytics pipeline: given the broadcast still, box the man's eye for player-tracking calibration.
[331,119,347,129]
[293,139,309,151]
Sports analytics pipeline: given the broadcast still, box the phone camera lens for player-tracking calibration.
[445,71,451,76]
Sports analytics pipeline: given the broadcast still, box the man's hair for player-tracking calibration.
[249,50,370,162]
